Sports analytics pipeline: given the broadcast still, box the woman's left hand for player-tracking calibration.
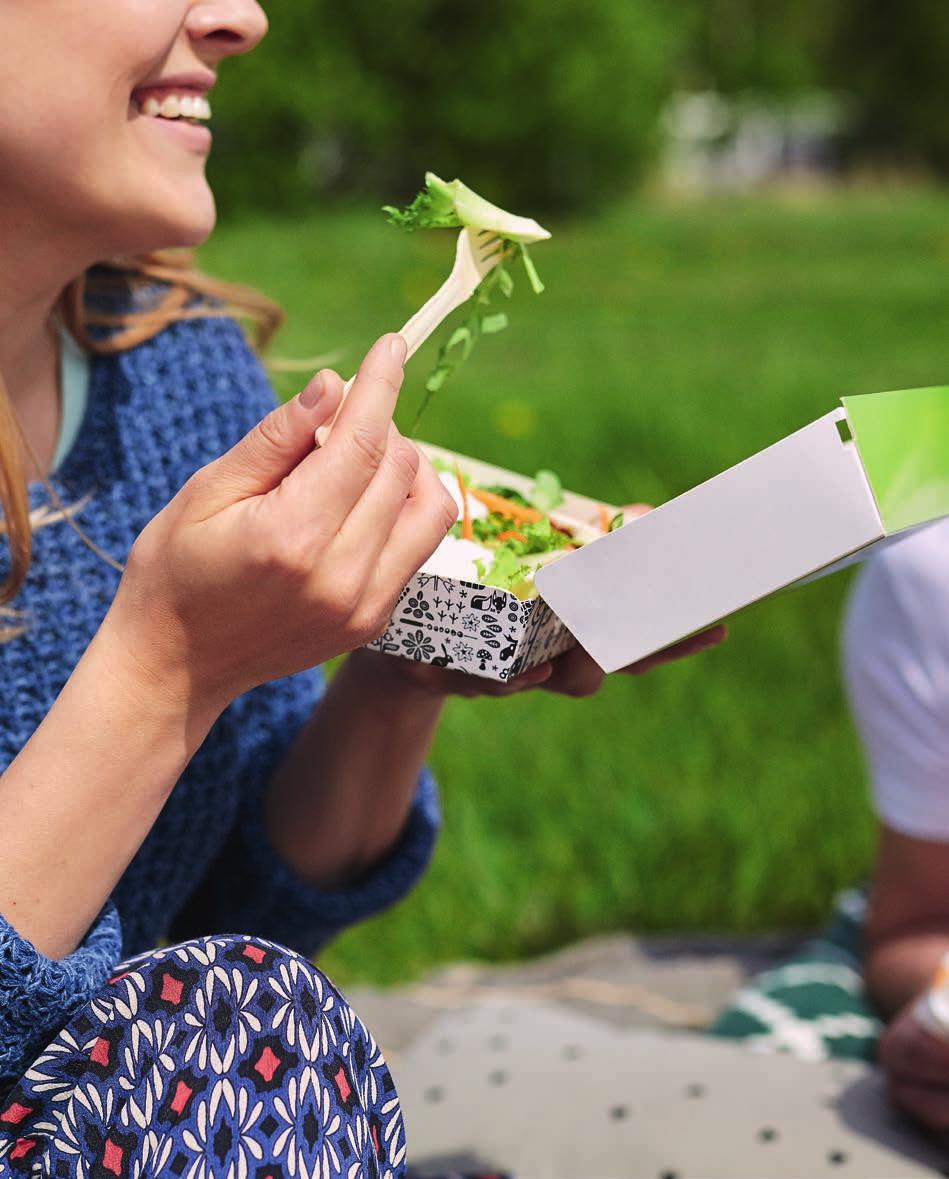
[361,620,727,700]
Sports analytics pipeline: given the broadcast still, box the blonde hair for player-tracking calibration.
[0,251,283,638]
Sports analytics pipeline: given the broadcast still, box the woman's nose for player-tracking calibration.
[185,1,268,59]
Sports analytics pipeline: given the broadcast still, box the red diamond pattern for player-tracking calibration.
[0,1103,32,1126]
[102,1137,125,1176]
[90,1036,111,1067]
[160,973,184,1005]
[254,1046,281,1083]
[170,1080,193,1116]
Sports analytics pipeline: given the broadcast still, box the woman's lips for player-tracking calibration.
[136,112,212,155]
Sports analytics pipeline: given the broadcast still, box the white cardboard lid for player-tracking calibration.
[534,409,885,672]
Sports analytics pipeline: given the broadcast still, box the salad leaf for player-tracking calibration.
[609,511,625,532]
[474,547,532,594]
[384,173,550,244]
[530,469,564,513]
[385,173,551,426]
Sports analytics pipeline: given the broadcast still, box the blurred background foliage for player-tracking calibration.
[209,0,949,217]
[211,0,682,214]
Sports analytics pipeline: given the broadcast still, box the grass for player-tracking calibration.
[200,189,949,986]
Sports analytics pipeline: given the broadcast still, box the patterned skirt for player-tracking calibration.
[0,935,404,1178]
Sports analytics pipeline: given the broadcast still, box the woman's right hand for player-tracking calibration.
[103,333,457,719]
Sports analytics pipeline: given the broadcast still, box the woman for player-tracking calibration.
[0,2,723,1174]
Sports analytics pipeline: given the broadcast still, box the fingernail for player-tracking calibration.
[299,373,324,410]
[388,334,407,365]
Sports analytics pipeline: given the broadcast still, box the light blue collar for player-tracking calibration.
[53,328,91,472]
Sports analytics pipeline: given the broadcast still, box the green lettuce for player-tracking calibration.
[384,172,550,244]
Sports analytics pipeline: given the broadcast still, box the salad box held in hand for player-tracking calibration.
[371,386,949,680]
[536,385,949,673]
[366,444,619,681]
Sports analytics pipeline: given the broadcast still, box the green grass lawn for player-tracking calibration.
[201,189,949,985]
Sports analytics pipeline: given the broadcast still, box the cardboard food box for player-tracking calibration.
[535,385,949,672]
[366,443,614,681]
[371,386,949,679]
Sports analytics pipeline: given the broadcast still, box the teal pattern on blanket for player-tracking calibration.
[709,888,882,1062]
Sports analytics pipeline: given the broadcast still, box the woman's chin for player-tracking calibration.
[134,196,217,253]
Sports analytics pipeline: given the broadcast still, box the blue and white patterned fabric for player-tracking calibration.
[0,935,404,1177]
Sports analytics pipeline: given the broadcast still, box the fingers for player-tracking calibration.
[540,645,606,698]
[880,1015,949,1087]
[335,429,426,577]
[193,370,344,515]
[372,450,459,594]
[878,1010,949,1131]
[620,624,728,676]
[303,334,408,522]
[889,1077,949,1132]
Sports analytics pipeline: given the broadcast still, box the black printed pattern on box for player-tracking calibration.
[366,573,576,680]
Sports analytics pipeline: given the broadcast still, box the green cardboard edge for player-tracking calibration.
[843,386,949,534]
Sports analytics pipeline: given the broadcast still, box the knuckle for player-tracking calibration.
[325,572,365,623]
[439,487,460,531]
[345,422,387,474]
[173,469,206,513]
[253,409,288,453]
[252,527,314,584]
[348,598,392,645]
[365,613,393,645]
[390,437,421,485]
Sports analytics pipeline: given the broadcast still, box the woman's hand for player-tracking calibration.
[104,334,457,720]
[879,1001,949,1134]
[357,623,726,700]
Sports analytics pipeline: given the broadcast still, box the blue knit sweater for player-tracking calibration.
[0,307,439,1084]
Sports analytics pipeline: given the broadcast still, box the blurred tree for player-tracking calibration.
[827,0,949,176]
[678,0,831,93]
[208,0,685,216]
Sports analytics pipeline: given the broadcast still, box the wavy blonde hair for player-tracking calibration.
[0,251,283,638]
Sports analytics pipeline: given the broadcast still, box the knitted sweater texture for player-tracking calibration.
[0,309,438,1083]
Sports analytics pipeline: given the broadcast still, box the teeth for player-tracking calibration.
[136,94,212,121]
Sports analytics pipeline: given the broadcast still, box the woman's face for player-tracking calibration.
[1,1,267,265]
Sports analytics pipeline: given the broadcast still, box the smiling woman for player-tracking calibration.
[0,2,460,1175]
[0,4,722,1176]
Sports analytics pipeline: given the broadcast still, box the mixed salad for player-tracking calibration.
[384,173,550,424]
[425,458,624,599]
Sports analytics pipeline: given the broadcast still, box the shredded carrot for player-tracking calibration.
[498,529,528,543]
[455,464,474,541]
[599,505,612,534]
[469,488,542,524]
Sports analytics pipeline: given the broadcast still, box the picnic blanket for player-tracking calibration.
[709,888,883,1061]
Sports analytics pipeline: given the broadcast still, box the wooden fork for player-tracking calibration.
[316,227,505,444]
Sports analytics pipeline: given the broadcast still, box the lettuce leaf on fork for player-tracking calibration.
[384,173,551,424]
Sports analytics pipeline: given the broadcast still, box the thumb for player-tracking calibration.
[196,371,344,512]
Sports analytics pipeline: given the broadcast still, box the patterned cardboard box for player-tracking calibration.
[366,443,613,681]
